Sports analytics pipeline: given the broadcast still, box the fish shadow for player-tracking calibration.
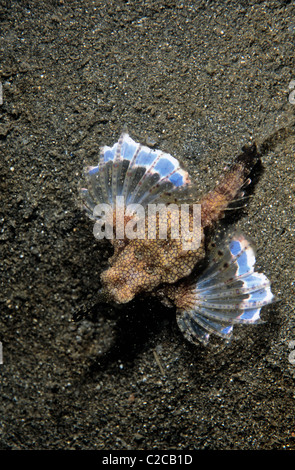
[74,295,175,376]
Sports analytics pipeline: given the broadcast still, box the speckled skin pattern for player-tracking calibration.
[100,145,257,305]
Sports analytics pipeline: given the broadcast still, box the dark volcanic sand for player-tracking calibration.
[1,0,295,450]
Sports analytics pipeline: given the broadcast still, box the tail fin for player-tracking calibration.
[200,144,259,228]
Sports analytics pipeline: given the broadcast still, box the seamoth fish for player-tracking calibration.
[80,134,274,346]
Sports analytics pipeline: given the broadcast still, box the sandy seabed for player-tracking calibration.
[1,0,295,450]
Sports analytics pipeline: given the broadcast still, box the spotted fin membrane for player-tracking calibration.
[80,133,192,219]
[176,231,274,345]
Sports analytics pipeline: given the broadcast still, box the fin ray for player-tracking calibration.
[176,232,274,345]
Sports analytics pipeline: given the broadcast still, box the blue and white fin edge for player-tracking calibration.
[80,134,191,219]
[176,231,275,346]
